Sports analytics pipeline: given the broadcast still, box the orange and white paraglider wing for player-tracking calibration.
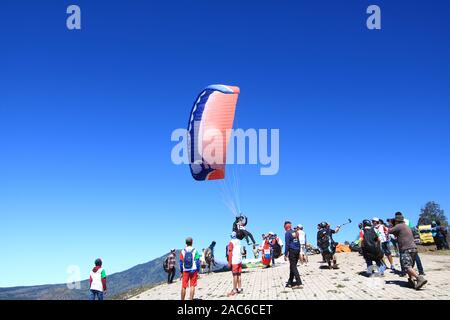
[187,85,240,181]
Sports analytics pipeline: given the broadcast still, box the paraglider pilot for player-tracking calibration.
[232,214,257,246]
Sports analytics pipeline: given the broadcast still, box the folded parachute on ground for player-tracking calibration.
[335,243,351,253]
[187,85,240,181]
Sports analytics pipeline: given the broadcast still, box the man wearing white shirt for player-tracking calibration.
[296,224,308,266]
[228,231,243,296]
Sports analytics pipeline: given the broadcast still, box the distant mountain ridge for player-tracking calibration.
[0,251,227,300]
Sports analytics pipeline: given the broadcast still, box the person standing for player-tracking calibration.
[268,232,282,267]
[394,212,426,276]
[360,220,386,276]
[228,232,243,296]
[296,224,308,266]
[389,213,427,290]
[208,241,217,266]
[89,258,107,300]
[167,249,177,284]
[284,221,303,289]
[180,237,201,300]
[261,234,272,268]
[431,221,442,250]
[225,243,230,263]
[317,222,341,269]
[373,218,395,270]
[386,219,400,257]
[437,221,449,250]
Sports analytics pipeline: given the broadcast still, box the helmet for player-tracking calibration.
[358,222,363,229]
[372,217,380,222]
[268,231,275,235]
[231,231,237,239]
[319,221,328,228]
[363,219,372,227]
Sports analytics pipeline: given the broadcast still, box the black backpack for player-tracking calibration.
[317,229,331,252]
[272,241,282,259]
[163,257,169,273]
[362,228,383,260]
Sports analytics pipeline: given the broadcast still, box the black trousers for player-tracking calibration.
[237,230,256,245]
[168,267,175,283]
[442,236,449,250]
[288,249,302,285]
[434,236,443,250]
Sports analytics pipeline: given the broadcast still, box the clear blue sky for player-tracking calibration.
[1,0,449,287]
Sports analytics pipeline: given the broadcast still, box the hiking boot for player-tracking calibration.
[285,283,293,288]
[415,276,428,290]
[292,284,304,289]
[332,264,339,269]
[419,272,426,276]
[407,278,415,288]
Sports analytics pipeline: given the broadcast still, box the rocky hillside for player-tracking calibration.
[0,251,226,300]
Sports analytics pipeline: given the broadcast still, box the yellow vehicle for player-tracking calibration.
[418,225,435,245]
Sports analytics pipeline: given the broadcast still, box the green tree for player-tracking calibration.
[417,201,448,227]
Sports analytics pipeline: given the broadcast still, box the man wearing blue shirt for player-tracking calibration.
[284,221,303,289]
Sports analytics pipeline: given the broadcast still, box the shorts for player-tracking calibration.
[232,264,242,275]
[381,242,391,256]
[300,244,306,255]
[400,249,417,269]
[182,272,198,289]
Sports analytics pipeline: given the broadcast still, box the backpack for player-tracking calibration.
[163,257,169,273]
[272,239,282,258]
[183,249,194,270]
[317,229,331,252]
[362,228,383,260]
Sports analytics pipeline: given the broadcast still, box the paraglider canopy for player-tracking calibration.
[187,84,240,181]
